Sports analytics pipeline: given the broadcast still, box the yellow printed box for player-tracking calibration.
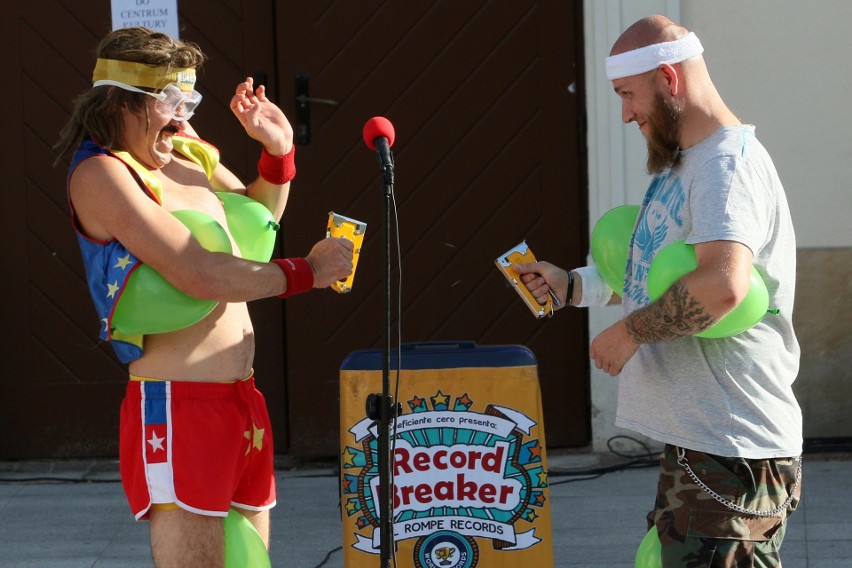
[339,342,553,568]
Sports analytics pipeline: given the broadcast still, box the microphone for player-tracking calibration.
[363,117,396,182]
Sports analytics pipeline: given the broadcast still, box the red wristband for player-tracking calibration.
[272,258,314,298]
[258,145,296,185]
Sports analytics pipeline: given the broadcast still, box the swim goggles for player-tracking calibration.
[93,79,203,122]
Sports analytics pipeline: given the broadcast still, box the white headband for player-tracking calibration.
[605,32,704,81]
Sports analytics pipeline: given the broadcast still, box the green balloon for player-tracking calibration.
[216,192,279,262]
[111,210,232,336]
[646,240,770,338]
[225,508,271,568]
[646,240,698,301]
[171,209,234,252]
[634,527,661,568]
[699,266,769,338]
[591,205,640,293]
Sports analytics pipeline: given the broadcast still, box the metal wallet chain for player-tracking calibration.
[676,447,802,518]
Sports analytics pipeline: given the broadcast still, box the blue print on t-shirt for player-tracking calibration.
[625,174,686,305]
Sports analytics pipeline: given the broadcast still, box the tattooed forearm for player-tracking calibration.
[625,281,716,344]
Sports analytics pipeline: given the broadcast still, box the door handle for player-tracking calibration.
[294,73,338,145]
[295,95,339,106]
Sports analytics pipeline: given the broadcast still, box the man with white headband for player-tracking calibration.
[515,15,802,566]
[56,27,354,566]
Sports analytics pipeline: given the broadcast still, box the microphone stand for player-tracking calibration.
[367,148,395,567]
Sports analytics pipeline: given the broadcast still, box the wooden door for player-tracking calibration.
[276,0,590,457]
[0,0,588,459]
[0,0,278,458]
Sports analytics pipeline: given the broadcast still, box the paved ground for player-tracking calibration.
[0,451,849,567]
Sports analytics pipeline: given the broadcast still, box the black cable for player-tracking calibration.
[548,473,607,485]
[547,435,660,486]
[546,432,852,489]
[606,434,656,460]
[389,164,403,568]
[0,476,121,483]
[311,545,342,568]
[7,435,847,486]
[282,473,338,480]
[548,457,658,486]
[803,437,852,454]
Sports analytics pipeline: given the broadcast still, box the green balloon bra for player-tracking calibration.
[111,137,280,336]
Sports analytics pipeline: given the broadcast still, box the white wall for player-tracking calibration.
[582,0,852,452]
[681,1,852,248]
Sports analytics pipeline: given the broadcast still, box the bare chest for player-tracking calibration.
[156,157,226,221]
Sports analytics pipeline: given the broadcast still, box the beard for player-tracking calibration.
[645,92,683,175]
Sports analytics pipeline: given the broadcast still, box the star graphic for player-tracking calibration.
[341,447,358,468]
[345,499,360,515]
[533,492,546,506]
[114,255,133,270]
[537,470,548,486]
[244,423,265,455]
[408,395,427,411]
[528,440,542,461]
[342,474,361,494]
[430,390,450,408]
[455,393,473,408]
[523,508,538,522]
[147,431,165,453]
[107,280,120,299]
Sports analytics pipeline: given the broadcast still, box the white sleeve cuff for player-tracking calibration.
[573,265,614,307]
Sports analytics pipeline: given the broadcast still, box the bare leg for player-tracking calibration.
[149,507,225,568]
[235,507,271,548]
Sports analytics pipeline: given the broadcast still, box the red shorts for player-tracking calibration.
[119,376,276,520]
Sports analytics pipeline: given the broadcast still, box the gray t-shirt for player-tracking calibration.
[615,125,802,459]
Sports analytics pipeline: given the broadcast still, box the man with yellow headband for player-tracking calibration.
[56,27,354,566]
[514,16,802,567]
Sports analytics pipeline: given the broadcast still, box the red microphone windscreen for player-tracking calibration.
[363,116,396,150]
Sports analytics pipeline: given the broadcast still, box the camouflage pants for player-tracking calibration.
[647,445,802,568]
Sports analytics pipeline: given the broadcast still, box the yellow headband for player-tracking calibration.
[92,58,196,92]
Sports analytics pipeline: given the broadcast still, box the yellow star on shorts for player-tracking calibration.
[244,423,264,455]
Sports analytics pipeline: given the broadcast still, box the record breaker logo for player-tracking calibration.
[341,390,548,568]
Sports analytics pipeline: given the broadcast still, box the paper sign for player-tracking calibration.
[111,0,180,40]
